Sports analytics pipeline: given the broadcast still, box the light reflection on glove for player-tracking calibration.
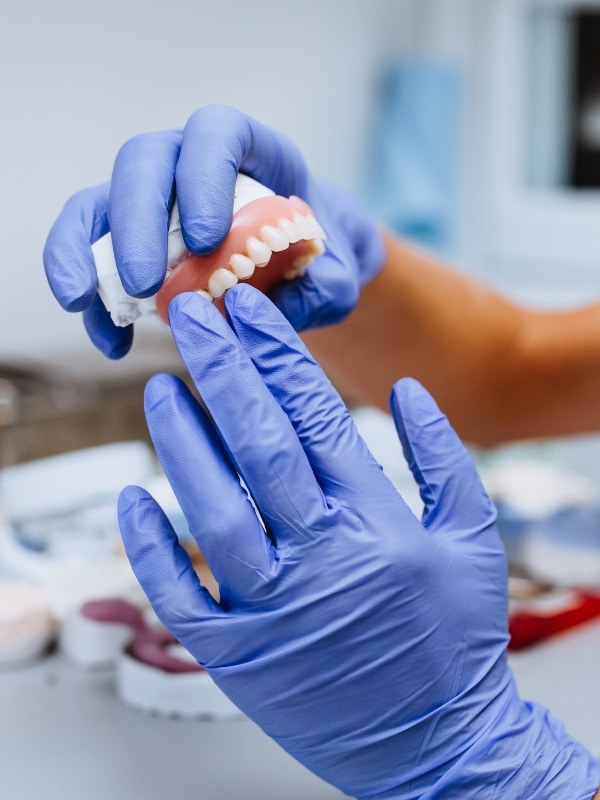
[42,105,385,359]
[118,286,600,799]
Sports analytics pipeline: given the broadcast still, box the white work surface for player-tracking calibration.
[0,652,347,800]
[1,625,599,800]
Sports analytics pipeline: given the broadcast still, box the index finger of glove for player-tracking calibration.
[143,373,274,597]
[168,291,328,542]
[225,285,391,501]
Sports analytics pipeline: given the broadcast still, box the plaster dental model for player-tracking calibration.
[61,598,241,720]
[60,597,145,669]
[0,582,56,666]
[92,174,326,327]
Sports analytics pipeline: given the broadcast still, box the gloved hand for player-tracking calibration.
[118,285,600,799]
[43,104,386,359]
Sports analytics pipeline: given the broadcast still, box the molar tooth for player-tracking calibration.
[306,214,326,240]
[229,253,256,280]
[246,236,271,267]
[260,225,289,252]
[196,290,214,303]
[207,268,238,299]
[309,238,326,256]
[293,254,313,269]
[284,265,305,280]
[278,217,302,243]
[293,213,314,240]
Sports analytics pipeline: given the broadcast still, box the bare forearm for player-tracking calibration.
[302,232,600,445]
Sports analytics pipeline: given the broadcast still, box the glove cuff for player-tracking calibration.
[434,695,600,799]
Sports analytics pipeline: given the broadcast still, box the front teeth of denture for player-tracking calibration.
[260,225,289,252]
[306,214,326,240]
[229,253,256,279]
[207,268,238,299]
[207,213,327,299]
[246,237,272,267]
[293,213,315,240]
[196,290,214,302]
[278,217,302,243]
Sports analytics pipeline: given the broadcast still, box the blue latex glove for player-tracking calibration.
[118,285,600,799]
[43,105,385,359]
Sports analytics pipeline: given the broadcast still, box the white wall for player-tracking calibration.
[0,0,412,378]
[458,0,600,308]
[400,0,600,311]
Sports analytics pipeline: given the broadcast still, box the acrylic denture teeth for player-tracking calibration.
[183,206,327,300]
[278,217,302,243]
[207,267,238,299]
[292,212,315,240]
[216,213,326,298]
[196,290,214,303]
[245,236,272,267]
[260,225,288,252]
[306,214,326,240]
[229,253,255,280]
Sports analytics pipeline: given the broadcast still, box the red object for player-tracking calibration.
[508,590,600,650]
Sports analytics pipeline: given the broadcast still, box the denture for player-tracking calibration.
[92,174,326,327]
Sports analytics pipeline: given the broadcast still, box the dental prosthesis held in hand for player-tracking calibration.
[44,106,386,358]
[92,174,326,327]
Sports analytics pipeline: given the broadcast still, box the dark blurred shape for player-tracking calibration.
[0,362,153,468]
[571,11,600,187]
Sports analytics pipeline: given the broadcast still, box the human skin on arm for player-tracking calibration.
[302,230,600,446]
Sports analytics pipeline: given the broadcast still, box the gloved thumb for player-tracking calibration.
[269,250,359,331]
[389,378,496,539]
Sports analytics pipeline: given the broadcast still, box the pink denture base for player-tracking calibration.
[156,194,317,322]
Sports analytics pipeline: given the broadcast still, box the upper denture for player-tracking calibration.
[155,193,326,322]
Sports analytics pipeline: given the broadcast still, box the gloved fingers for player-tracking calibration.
[225,285,393,500]
[43,182,110,312]
[83,294,134,359]
[316,180,386,288]
[109,128,182,297]
[176,105,309,255]
[168,292,328,541]
[389,377,497,538]
[143,373,275,596]
[268,247,359,331]
[118,484,223,663]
